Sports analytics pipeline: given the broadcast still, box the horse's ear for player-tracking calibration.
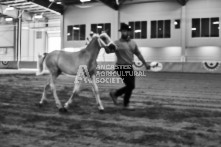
[92,33,99,38]
[101,30,106,34]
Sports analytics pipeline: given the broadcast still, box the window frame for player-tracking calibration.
[192,17,219,38]
[91,23,111,37]
[67,24,86,41]
[150,19,171,39]
[128,21,147,39]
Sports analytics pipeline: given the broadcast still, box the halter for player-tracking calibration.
[96,34,115,48]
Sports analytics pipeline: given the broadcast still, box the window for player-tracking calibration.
[36,31,42,39]
[151,20,171,38]
[91,23,111,37]
[192,17,219,38]
[174,19,181,29]
[67,24,86,41]
[128,21,147,39]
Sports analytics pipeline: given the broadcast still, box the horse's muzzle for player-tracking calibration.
[105,43,116,54]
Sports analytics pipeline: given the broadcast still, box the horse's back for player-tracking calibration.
[46,50,89,75]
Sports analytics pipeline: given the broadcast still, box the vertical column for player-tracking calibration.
[117,10,120,39]
[16,10,22,69]
[60,15,64,49]
[181,5,186,62]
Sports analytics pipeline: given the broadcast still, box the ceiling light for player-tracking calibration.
[5,18,13,21]
[80,0,91,2]
[22,27,29,30]
[73,27,80,30]
[134,30,141,33]
[191,28,197,31]
[34,13,43,19]
[5,6,14,11]
[56,2,62,4]
[213,21,219,25]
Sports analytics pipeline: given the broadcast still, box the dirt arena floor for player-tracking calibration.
[1,72,221,147]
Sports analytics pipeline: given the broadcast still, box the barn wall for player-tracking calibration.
[120,1,182,62]
[20,22,48,62]
[62,0,221,73]
[63,3,118,48]
[185,0,221,62]
[0,22,15,61]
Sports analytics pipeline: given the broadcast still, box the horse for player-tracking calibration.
[36,33,116,112]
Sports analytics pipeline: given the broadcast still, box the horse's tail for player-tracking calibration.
[36,53,48,76]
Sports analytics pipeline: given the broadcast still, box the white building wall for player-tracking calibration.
[63,3,118,61]
[62,0,221,63]
[63,3,118,48]
[21,22,48,61]
[185,0,221,61]
[120,1,182,62]
[0,23,14,61]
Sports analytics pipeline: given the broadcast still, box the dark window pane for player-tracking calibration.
[174,19,180,29]
[201,18,209,37]
[192,18,200,37]
[151,21,156,38]
[104,23,111,37]
[73,25,80,40]
[158,20,163,38]
[128,22,134,39]
[135,21,141,39]
[91,24,97,34]
[165,20,171,38]
[36,31,42,39]
[211,17,219,37]
[80,25,85,40]
[97,23,104,34]
[141,21,147,39]
[67,26,73,41]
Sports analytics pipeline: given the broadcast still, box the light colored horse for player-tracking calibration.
[36,33,116,112]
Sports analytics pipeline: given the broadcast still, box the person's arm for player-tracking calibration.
[133,44,151,70]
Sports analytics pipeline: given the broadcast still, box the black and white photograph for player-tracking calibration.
[0,0,221,146]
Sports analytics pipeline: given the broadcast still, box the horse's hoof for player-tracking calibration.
[36,101,48,107]
[59,108,68,113]
[36,103,43,107]
[98,108,104,113]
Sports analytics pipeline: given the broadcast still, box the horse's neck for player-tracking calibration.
[85,38,101,62]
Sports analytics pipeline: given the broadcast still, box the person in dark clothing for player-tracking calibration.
[110,23,153,110]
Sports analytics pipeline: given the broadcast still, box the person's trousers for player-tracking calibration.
[115,65,135,106]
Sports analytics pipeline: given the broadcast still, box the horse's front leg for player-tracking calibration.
[64,77,81,110]
[91,75,104,111]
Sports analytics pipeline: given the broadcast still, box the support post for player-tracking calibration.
[181,5,186,62]
[180,5,186,72]
[16,10,22,69]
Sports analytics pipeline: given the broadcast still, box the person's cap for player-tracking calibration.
[119,23,131,31]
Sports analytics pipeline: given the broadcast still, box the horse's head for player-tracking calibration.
[96,33,116,54]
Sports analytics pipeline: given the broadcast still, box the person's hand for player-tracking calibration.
[145,63,151,70]
[151,62,159,68]
[146,62,159,70]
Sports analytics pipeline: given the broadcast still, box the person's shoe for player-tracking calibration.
[123,105,135,111]
[109,91,118,105]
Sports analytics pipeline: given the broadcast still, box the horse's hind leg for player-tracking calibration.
[91,75,104,111]
[50,74,65,112]
[39,81,50,106]
[64,78,81,110]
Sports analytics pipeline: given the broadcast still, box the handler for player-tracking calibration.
[110,23,152,110]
